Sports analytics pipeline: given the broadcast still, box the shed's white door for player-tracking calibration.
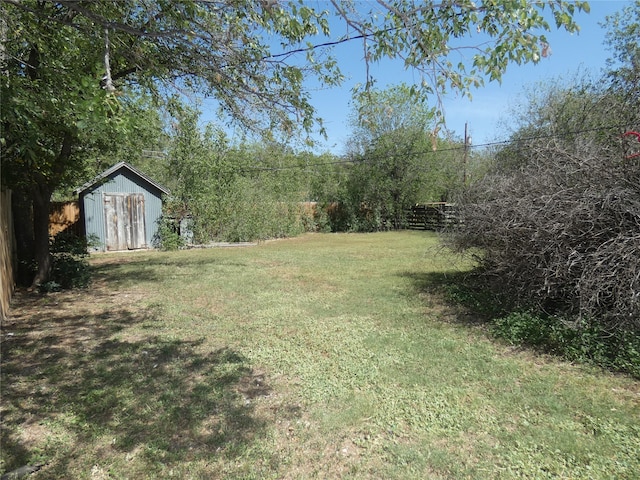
[103,193,146,251]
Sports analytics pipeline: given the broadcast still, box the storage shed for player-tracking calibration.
[75,162,170,252]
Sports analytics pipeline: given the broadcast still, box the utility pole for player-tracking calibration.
[463,122,469,186]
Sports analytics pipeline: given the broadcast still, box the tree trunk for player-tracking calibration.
[30,179,53,289]
[11,188,35,287]
[28,130,75,289]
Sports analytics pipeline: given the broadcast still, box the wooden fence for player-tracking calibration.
[1,188,16,321]
[406,203,458,231]
[49,201,80,237]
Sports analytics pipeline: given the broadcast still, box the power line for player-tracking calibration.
[129,123,632,175]
[265,21,404,61]
[266,33,372,60]
[471,123,631,150]
[237,123,630,173]
[238,157,357,172]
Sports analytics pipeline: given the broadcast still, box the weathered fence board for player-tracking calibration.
[1,189,16,321]
[406,203,458,231]
[49,201,80,237]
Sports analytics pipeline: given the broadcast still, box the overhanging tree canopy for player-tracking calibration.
[0,0,589,287]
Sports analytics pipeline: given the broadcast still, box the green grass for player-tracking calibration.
[2,232,639,479]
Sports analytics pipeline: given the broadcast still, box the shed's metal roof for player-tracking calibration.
[74,161,170,196]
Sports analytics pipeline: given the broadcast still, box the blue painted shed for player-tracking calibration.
[75,162,170,252]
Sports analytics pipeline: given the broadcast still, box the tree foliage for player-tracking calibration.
[330,0,588,112]
[603,1,640,96]
[0,0,338,285]
[326,85,463,231]
[602,0,640,137]
[1,0,589,286]
[153,104,331,245]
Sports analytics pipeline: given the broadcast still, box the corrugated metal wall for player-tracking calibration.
[80,169,164,252]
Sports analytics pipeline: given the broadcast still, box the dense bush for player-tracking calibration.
[319,84,465,233]
[446,3,640,375]
[450,135,640,332]
[156,104,334,244]
[41,231,93,291]
[441,277,640,378]
[153,215,186,251]
[492,312,640,378]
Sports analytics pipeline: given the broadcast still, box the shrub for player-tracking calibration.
[298,202,331,233]
[153,216,185,251]
[43,231,93,291]
[450,135,640,332]
[444,7,640,377]
[492,311,640,378]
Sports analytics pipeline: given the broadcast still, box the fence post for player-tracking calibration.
[1,189,16,321]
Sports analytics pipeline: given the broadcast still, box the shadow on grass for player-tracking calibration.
[401,270,640,380]
[90,253,250,287]
[1,289,270,478]
[399,269,511,325]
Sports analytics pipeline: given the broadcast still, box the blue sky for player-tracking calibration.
[202,1,633,155]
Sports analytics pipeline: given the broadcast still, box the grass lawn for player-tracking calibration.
[1,231,638,479]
